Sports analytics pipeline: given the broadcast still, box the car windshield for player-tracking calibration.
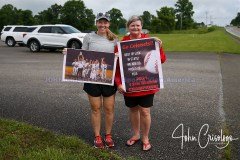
[61,26,81,34]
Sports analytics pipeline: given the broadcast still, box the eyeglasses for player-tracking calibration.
[97,12,110,19]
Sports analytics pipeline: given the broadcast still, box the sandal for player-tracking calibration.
[126,138,140,146]
[142,142,152,151]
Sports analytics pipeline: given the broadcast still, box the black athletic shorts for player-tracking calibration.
[124,94,154,108]
[83,83,117,97]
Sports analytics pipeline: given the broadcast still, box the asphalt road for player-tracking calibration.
[225,26,240,38]
[0,42,239,160]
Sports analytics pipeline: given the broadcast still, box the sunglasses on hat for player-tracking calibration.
[96,12,110,21]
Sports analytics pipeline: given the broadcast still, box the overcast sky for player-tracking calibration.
[0,0,240,26]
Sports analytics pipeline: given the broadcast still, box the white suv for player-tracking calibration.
[23,24,86,52]
[0,25,37,47]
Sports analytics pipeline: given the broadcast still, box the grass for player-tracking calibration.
[0,118,123,160]
[161,26,215,34]
[120,27,240,54]
[223,126,232,160]
[151,27,240,54]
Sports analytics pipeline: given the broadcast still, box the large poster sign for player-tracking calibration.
[118,38,164,92]
[62,48,117,86]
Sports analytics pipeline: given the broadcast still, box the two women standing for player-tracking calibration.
[66,13,166,151]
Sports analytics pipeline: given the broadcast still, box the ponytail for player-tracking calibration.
[106,29,118,41]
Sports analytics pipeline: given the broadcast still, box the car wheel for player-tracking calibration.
[29,40,40,52]
[70,41,81,49]
[6,37,16,47]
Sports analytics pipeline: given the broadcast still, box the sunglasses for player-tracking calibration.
[97,12,110,19]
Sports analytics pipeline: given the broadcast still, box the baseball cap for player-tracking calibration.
[96,12,110,21]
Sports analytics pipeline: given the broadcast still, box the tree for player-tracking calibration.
[156,7,176,32]
[150,16,161,33]
[0,4,18,29]
[35,4,62,24]
[0,4,35,29]
[175,0,194,30]
[16,9,35,25]
[141,11,153,30]
[60,0,95,31]
[118,18,127,29]
[230,12,240,26]
[82,8,96,31]
[107,8,125,33]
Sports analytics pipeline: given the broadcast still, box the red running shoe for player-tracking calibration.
[104,134,115,148]
[94,136,104,149]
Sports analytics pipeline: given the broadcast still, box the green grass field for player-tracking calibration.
[0,119,124,160]
[151,27,240,54]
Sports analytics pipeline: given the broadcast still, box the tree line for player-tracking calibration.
[231,12,240,26]
[0,0,207,34]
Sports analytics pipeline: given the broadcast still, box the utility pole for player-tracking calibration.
[180,12,183,30]
[210,15,213,26]
[205,11,208,26]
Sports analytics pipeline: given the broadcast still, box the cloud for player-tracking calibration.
[0,0,239,26]
[85,0,176,19]
[191,0,240,25]
[0,0,66,14]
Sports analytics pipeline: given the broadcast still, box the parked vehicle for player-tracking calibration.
[23,24,86,52]
[0,25,37,47]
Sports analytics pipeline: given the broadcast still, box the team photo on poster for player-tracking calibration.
[118,38,164,92]
[62,49,117,86]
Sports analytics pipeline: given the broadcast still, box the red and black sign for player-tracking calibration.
[118,38,163,92]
